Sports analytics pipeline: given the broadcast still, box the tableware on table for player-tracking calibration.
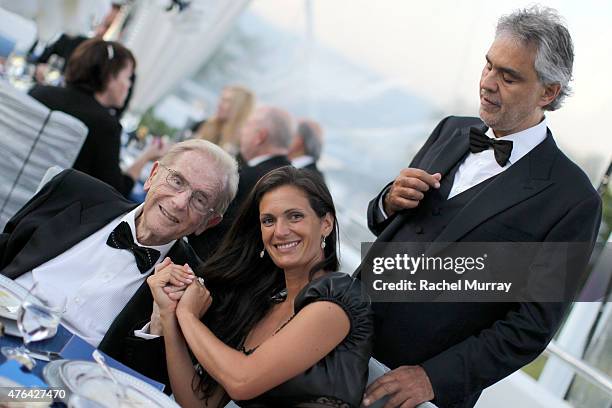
[0,286,22,320]
[44,359,178,407]
[0,275,29,310]
[4,52,35,91]
[1,282,66,368]
[43,55,64,86]
[92,349,127,399]
[25,347,62,362]
[17,283,66,344]
[0,275,29,337]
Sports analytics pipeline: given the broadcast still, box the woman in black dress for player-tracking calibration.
[148,166,373,407]
[29,38,164,197]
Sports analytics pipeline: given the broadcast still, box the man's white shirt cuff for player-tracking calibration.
[378,186,392,220]
[133,322,161,339]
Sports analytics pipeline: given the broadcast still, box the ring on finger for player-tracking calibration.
[197,277,205,287]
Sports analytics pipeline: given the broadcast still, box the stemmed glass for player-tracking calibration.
[1,282,66,368]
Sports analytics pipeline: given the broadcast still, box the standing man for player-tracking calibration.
[361,7,602,408]
[189,105,293,259]
[288,118,325,181]
[0,139,239,386]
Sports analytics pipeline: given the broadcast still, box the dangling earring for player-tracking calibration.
[321,236,327,249]
[260,248,265,258]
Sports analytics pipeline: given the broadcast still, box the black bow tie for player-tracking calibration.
[106,221,160,273]
[469,126,513,167]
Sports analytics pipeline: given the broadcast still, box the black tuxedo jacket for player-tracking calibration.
[0,169,201,387]
[189,155,292,259]
[365,116,601,407]
[234,155,292,205]
[303,161,325,182]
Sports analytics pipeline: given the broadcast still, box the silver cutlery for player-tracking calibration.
[92,349,128,400]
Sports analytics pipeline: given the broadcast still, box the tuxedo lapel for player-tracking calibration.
[422,125,472,177]
[2,199,137,279]
[372,125,472,244]
[80,200,137,226]
[429,133,557,254]
[3,201,81,278]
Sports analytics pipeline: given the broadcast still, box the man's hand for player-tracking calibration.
[147,258,195,317]
[384,169,441,217]
[363,365,434,408]
[150,287,190,335]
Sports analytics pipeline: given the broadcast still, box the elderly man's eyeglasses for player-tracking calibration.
[158,164,219,217]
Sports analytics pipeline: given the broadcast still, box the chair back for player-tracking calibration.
[0,81,87,228]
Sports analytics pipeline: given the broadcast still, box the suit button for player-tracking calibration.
[415,226,424,234]
[432,208,441,216]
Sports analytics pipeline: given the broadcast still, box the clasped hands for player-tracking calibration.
[146,257,212,335]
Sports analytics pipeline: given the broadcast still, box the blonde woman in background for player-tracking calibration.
[194,85,255,155]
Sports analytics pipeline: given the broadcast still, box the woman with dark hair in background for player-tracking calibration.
[148,166,373,407]
[29,38,164,197]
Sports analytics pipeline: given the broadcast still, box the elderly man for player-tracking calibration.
[361,7,601,408]
[189,105,293,259]
[0,139,238,385]
[288,119,325,180]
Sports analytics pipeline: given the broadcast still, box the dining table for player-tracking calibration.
[0,318,165,406]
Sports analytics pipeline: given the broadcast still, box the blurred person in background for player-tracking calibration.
[288,118,325,181]
[193,84,255,156]
[189,105,293,260]
[32,3,122,80]
[29,38,165,198]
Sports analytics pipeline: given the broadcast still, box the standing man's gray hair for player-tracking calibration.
[261,107,294,149]
[496,5,574,110]
[297,120,324,160]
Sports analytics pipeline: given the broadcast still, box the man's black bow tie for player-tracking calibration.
[106,221,160,273]
[469,126,513,167]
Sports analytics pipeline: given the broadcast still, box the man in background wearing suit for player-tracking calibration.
[189,105,293,259]
[0,139,238,386]
[362,6,602,408]
[289,118,325,181]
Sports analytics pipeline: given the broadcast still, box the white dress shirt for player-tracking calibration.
[247,154,274,167]
[291,155,316,169]
[379,118,548,217]
[447,118,547,198]
[15,205,175,347]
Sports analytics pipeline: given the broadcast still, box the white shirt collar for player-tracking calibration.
[486,117,548,165]
[126,204,176,253]
[247,154,274,167]
[292,155,315,168]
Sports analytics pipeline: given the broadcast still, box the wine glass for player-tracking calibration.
[1,282,66,368]
[43,54,65,86]
[18,282,66,343]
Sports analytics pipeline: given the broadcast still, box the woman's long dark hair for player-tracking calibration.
[195,166,340,398]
